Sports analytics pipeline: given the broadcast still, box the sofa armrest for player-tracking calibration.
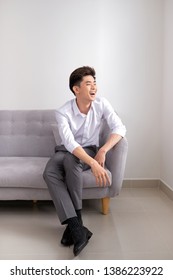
[105,137,128,196]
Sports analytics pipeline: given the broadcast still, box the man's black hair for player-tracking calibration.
[69,66,96,94]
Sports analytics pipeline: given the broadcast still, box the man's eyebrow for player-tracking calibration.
[85,80,96,84]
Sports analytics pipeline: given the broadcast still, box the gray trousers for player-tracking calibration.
[43,146,97,224]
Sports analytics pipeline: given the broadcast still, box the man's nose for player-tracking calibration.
[91,83,96,89]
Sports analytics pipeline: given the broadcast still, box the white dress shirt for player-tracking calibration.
[55,96,126,153]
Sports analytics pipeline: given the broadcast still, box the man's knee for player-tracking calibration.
[43,158,56,181]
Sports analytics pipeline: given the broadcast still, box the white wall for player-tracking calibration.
[161,0,173,190]
[0,0,164,181]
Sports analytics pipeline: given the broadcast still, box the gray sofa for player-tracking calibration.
[0,110,128,214]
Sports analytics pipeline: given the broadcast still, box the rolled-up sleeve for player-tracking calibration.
[55,111,80,153]
[102,98,126,137]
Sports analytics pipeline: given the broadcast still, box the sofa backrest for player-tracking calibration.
[0,110,111,157]
[0,110,56,157]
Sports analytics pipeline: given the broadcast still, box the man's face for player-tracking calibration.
[73,75,97,102]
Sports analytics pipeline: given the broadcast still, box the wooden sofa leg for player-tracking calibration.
[101,197,110,215]
[33,200,37,204]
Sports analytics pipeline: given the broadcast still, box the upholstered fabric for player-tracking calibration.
[0,110,128,202]
[0,157,49,189]
[0,110,56,157]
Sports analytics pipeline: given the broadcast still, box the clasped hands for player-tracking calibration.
[91,149,111,187]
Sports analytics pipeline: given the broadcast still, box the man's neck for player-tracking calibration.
[76,100,92,115]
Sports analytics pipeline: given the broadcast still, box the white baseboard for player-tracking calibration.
[159,180,173,201]
[122,179,173,201]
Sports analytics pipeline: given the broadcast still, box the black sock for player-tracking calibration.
[67,216,81,231]
[76,209,82,225]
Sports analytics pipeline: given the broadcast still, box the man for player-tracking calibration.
[43,66,126,256]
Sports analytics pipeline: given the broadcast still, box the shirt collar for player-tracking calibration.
[72,99,88,118]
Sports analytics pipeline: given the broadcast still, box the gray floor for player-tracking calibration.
[0,186,173,260]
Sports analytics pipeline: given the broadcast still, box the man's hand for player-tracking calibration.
[90,160,110,187]
[94,149,106,167]
[72,146,110,187]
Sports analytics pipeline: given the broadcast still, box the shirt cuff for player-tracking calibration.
[111,126,126,138]
[64,142,80,154]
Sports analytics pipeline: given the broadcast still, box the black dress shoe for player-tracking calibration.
[61,225,73,246]
[72,226,93,256]
[61,225,92,247]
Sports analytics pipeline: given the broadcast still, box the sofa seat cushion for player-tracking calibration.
[0,157,112,189]
[0,157,49,189]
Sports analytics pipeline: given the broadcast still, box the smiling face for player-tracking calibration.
[73,75,97,104]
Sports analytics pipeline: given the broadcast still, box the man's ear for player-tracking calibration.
[72,85,79,95]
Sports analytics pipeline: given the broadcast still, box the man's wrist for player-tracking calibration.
[99,147,107,154]
[89,159,98,167]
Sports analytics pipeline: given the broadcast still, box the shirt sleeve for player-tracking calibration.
[102,97,126,137]
[55,110,80,153]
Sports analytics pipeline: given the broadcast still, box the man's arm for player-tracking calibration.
[94,133,122,167]
[72,146,111,187]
